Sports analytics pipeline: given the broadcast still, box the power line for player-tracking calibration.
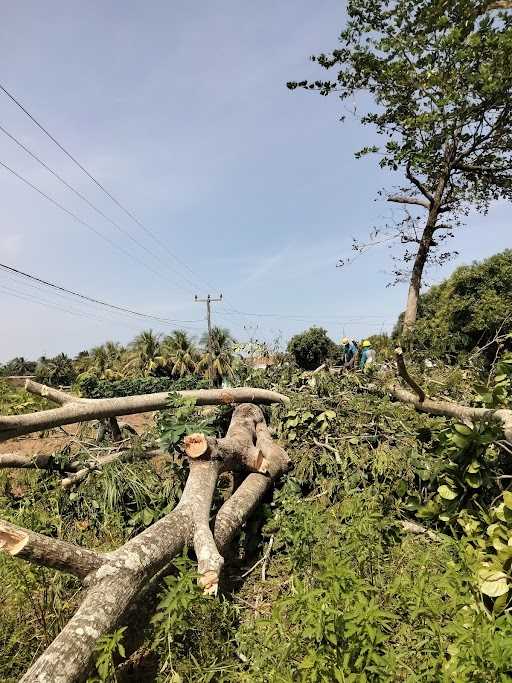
[0,158,192,290]
[219,310,393,322]
[0,262,202,326]
[0,284,121,325]
[0,82,213,294]
[0,122,196,295]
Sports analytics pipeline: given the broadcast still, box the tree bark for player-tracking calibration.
[0,520,103,578]
[483,1,512,10]
[2,403,289,683]
[402,146,455,334]
[0,452,52,468]
[402,219,437,333]
[387,194,430,209]
[387,384,512,445]
[0,379,289,442]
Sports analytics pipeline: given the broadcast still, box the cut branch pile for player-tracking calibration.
[0,398,290,683]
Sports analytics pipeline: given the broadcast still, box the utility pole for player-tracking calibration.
[195,294,223,386]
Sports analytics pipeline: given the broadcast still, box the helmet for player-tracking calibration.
[341,337,349,345]
[362,339,371,348]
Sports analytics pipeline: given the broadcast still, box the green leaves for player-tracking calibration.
[280,406,338,442]
[438,484,458,500]
[88,627,127,682]
[157,395,215,450]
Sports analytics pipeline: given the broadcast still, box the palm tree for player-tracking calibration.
[125,330,166,376]
[80,341,126,379]
[198,327,236,386]
[89,345,109,376]
[36,353,76,386]
[1,357,37,376]
[162,330,198,377]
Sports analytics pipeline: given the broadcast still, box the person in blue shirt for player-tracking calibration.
[341,337,358,369]
[359,339,376,370]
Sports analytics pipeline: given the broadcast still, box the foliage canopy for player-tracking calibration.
[395,249,512,359]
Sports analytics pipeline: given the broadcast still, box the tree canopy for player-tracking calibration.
[394,249,512,359]
[287,327,334,370]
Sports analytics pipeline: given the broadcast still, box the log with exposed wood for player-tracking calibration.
[0,378,289,442]
[386,350,512,445]
[0,402,290,683]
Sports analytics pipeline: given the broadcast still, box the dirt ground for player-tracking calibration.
[0,412,155,457]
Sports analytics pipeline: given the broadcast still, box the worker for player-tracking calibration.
[359,339,376,370]
[341,337,358,369]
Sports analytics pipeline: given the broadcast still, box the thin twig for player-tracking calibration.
[313,438,342,464]
[261,535,274,582]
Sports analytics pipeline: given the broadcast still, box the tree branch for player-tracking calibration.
[386,384,512,445]
[395,347,426,402]
[454,162,512,175]
[387,194,430,209]
[0,520,104,578]
[406,163,434,203]
[483,1,512,11]
[0,452,52,468]
[0,379,289,442]
[12,403,289,683]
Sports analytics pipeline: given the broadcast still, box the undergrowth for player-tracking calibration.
[2,359,512,681]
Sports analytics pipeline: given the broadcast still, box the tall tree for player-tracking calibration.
[0,357,36,377]
[35,353,76,386]
[198,327,236,386]
[125,330,166,376]
[162,330,199,377]
[288,0,512,333]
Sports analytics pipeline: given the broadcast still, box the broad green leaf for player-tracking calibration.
[503,491,512,510]
[464,473,482,489]
[466,460,481,474]
[487,523,508,540]
[451,433,470,449]
[478,568,509,598]
[438,485,457,500]
[454,423,473,436]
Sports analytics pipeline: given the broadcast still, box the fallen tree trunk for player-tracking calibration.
[386,352,512,444]
[0,403,289,683]
[0,379,289,442]
[0,452,53,468]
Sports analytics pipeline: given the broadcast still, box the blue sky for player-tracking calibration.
[0,1,510,361]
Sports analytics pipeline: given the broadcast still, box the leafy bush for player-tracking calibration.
[287,327,334,370]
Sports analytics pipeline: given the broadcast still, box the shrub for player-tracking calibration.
[287,327,334,371]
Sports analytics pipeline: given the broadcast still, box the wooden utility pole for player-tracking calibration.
[195,294,222,386]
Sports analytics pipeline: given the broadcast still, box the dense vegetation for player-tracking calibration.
[394,249,512,361]
[2,341,512,681]
[2,0,512,672]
